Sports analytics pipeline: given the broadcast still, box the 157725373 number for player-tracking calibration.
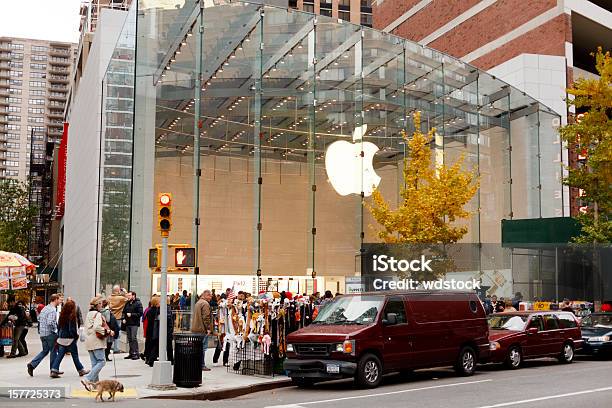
[4,387,64,400]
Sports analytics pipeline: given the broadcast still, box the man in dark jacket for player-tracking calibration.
[122,291,143,360]
[1,297,28,358]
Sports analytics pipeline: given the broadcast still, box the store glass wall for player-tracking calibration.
[100,0,564,298]
[99,4,136,293]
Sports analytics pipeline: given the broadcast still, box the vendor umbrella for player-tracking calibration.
[0,251,36,271]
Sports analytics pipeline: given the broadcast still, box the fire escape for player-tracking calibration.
[27,130,54,266]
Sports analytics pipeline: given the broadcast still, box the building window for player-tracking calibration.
[31,45,48,52]
[6,142,20,149]
[28,116,44,123]
[7,106,21,113]
[28,107,44,114]
[7,115,21,122]
[339,0,351,6]
[361,13,373,26]
[7,124,20,131]
[9,43,24,50]
[5,170,18,177]
[6,151,19,159]
[8,97,21,104]
[29,98,45,105]
[30,72,46,78]
[30,63,46,70]
[9,61,23,69]
[9,79,22,87]
[361,0,372,7]
[30,90,46,96]
[27,125,44,133]
[8,88,22,95]
[7,133,20,140]
[11,52,23,60]
[9,70,22,77]
[320,8,332,16]
[31,54,47,62]
[29,81,46,87]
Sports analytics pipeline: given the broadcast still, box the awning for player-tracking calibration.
[501,217,581,247]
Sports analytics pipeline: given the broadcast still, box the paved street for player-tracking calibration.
[2,356,611,407]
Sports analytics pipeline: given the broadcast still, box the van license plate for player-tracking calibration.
[326,364,340,374]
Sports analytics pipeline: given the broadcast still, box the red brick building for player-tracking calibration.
[373,0,612,216]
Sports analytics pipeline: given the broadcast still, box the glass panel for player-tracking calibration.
[314,17,361,292]
[510,109,541,219]
[539,110,564,217]
[99,4,136,292]
[478,74,510,242]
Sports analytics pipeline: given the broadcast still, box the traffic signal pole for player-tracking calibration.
[159,235,168,364]
[150,194,175,390]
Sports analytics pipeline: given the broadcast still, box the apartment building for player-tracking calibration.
[291,0,373,26]
[373,0,612,217]
[0,37,75,264]
[0,37,75,181]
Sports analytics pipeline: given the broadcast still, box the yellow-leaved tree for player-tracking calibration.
[365,113,479,280]
[367,112,479,244]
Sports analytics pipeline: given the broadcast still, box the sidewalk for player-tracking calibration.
[0,328,290,400]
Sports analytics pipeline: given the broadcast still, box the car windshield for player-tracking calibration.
[313,295,383,325]
[488,315,527,331]
[581,314,612,328]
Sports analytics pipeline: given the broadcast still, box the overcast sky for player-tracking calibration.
[0,0,82,43]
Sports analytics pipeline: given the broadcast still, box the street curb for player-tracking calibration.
[142,378,293,401]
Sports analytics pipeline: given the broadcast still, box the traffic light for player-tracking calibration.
[175,248,195,267]
[158,193,172,237]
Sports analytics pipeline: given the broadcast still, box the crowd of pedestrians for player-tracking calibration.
[0,285,343,380]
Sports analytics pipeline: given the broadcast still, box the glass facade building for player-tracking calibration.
[96,0,564,299]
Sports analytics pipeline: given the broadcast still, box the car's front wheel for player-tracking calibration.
[558,342,574,364]
[356,353,382,388]
[505,346,522,369]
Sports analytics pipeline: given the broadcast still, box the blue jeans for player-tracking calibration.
[112,337,120,353]
[51,340,84,373]
[201,334,208,369]
[30,334,58,370]
[85,349,106,382]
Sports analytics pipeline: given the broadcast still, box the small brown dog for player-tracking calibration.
[81,379,125,402]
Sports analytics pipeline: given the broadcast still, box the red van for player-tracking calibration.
[283,291,490,388]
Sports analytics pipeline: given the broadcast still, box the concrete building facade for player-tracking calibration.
[62,8,130,310]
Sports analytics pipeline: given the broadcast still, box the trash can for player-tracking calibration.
[173,333,203,388]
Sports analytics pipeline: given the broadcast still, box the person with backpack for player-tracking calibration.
[101,300,120,361]
[27,294,61,376]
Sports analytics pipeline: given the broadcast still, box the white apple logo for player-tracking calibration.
[325,124,381,197]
